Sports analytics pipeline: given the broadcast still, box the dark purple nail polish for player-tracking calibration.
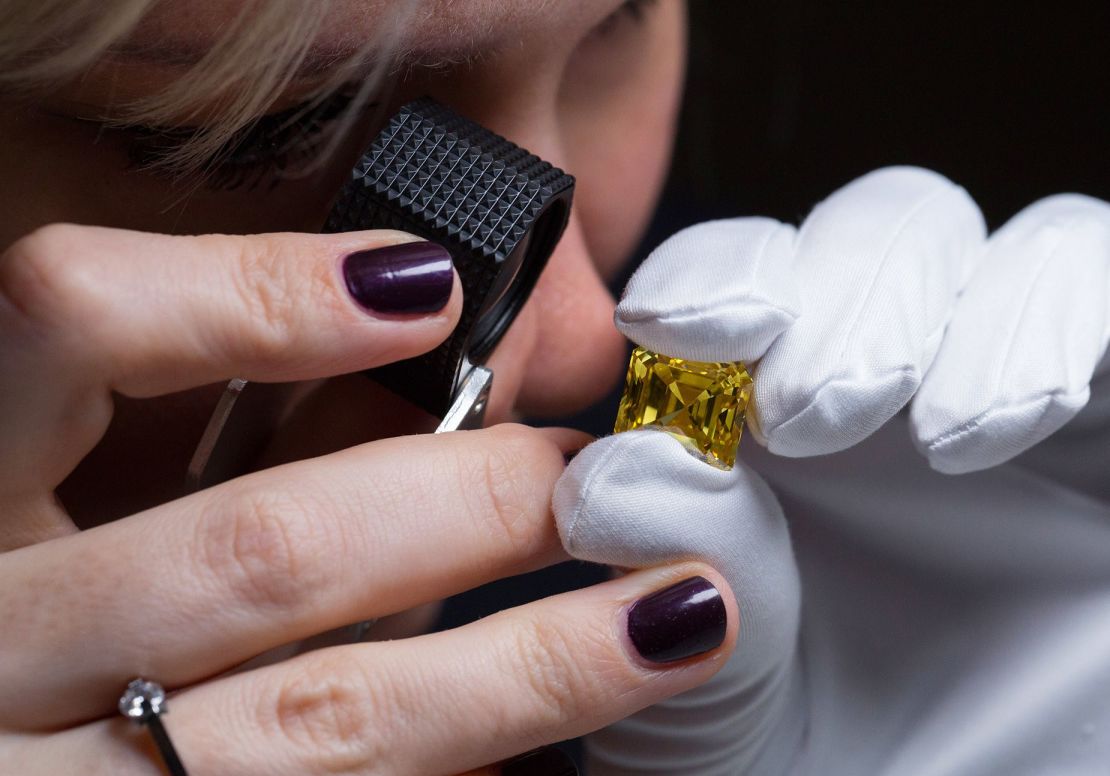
[502,747,578,776]
[627,576,726,664]
[342,241,453,314]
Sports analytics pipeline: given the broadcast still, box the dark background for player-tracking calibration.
[437,0,1110,766]
[672,0,1110,231]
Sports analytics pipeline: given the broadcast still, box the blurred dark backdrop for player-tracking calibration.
[670,0,1109,231]
[437,1,1109,766]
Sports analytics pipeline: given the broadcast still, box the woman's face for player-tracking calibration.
[0,0,687,520]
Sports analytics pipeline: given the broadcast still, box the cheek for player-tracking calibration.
[572,118,676,280]
[559,0,688,280]
[485,4,689,418]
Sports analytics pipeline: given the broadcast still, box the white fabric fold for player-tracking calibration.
[554,430,803,775]
[558,168,1110,774]
[912,194,1110,473]
[751,166,986,457]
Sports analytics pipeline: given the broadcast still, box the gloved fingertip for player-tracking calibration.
[756,365,920,457]
[614,217,801,364]
[553,430,734,561]
[911,388,1089,475]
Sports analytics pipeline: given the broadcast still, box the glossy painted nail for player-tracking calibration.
[627,576,726,664]
[502,747,578,776]
[342,241,453,314]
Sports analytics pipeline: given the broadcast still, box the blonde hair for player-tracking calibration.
[0,0,414,177]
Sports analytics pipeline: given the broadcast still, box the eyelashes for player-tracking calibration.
[592,0,660,38]
[126,88,361,192]
[617,0,660,23]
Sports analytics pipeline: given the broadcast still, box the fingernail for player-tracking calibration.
[627,576,726,664]
[342,241,453,314]
[502,747,578,776]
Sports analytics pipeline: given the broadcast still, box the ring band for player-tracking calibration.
[119,678,189,776]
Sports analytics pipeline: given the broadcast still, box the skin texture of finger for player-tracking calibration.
[553,431,804,774]
[0,424,588,729]
[911,194,1110,474]
[0,224,462,499]
[614,217,801,363]
[31,563,736,776]
[751,166,987,457]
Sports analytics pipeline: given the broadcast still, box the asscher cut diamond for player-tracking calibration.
[614,346,752,469]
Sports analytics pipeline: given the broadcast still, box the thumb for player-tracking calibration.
[613,217,801,363]
[554,430,804,775]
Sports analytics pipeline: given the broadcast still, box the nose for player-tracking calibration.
[513,212,629,417]
[433,77,629,418]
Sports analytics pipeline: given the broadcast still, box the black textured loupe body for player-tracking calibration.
[324,98,575,417]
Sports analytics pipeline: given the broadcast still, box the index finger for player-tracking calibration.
[0,224,461,502]
[0,224,461,398]
[752,167,985,456]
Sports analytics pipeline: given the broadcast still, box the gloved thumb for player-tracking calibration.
[613,216,801,363]
[554,430,804,775]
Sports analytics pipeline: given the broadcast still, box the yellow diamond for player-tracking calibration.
[614,346,752,469]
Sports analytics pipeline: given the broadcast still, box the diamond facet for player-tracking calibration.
[119,678,166,720]
[614,346,753,469]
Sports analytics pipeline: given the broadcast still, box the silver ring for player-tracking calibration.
[119,678,189,776]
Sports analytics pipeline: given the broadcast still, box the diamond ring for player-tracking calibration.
[119,678,189,776]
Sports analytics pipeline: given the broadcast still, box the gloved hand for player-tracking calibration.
[554,167,1110,775]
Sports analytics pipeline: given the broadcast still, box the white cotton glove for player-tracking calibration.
[555,432,805,775]
[554,167,1110,775]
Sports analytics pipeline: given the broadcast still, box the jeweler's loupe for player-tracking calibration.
[187,98,575,492]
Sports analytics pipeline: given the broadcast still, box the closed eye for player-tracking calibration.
[124,87,366,191]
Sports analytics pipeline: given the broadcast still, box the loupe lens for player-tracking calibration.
[467,196,569,360]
